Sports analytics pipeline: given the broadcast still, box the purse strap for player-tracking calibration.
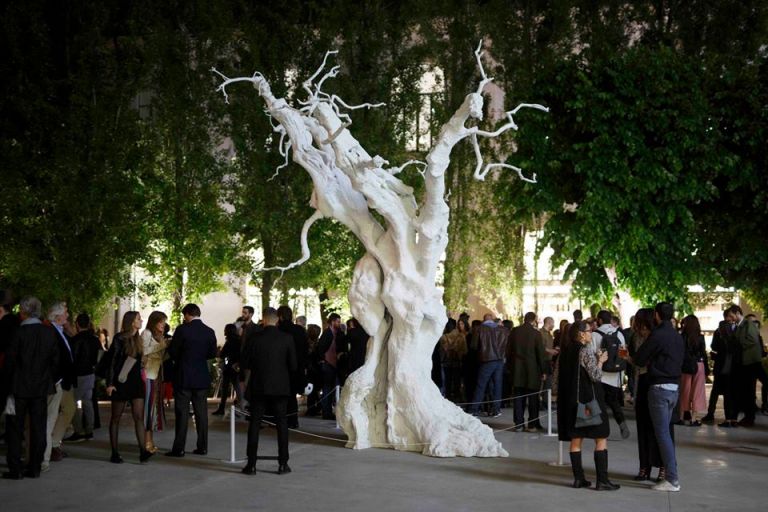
[576,345,597,404]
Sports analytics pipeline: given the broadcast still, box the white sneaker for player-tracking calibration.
[41,462,50,473]
[652,480,680,492]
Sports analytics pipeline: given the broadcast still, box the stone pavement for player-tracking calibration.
[0,401,765,512]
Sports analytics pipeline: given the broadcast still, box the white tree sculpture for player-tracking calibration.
[213,42,547,457]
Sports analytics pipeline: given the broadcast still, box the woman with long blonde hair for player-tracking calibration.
[105,311,152,463]
[141,311,169,453]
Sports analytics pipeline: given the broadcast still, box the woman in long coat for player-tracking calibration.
[555,321,619,491]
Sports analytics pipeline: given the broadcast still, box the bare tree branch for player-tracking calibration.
[260,209,324,279]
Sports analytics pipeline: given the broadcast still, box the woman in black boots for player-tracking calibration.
[555,320,620,491]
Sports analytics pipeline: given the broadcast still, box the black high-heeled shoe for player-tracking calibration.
[634,468,650,481]
[110,452,123,464]
[139,449,154,463]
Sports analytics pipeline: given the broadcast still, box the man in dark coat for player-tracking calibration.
[277,305,308,429]
[166,303,217,457]
[508,312,547,431]
[316,313,346,420]
[3,297,59,479]
[241,307,297,475]
[702,312,732,422]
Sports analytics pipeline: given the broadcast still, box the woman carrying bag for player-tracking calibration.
[555,320,620,491]
[105,311,153,464]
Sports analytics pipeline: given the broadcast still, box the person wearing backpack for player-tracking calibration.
[591,310,630,439]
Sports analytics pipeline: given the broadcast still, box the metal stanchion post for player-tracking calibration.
[335,386,341,430]
[223,404,245,464]
[545,389,556,437]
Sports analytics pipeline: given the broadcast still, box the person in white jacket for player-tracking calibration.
[141,311,169,453]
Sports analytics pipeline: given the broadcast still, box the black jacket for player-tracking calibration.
[220,334,242,368]
[71,330,102,376]
[4,322,60,398]
[242,325,297,397]
[279,320,309,392]
[168,319,217,390]
[105,333,140,388]
[51,326,76,390]
[346,327,369,374]
[634,320,684,386]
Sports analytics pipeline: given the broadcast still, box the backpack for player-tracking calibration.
[595,330,627,373]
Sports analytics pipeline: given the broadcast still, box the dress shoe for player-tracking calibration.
[718,421,738,428]
[51,446,65,462]
[595,480,621,491]
[700,413,715,423]
[192,449,207,455]
[737,418,754,427]
[2,471,23,480]
[164,450,185,457]
[140,449,154,463]
[241,463,257,475]
[110,453,124,464]
[23,468,41,479]
[277,463,292,475]
[572,479,591,488]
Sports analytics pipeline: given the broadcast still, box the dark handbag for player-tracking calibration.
[575,353,604,428]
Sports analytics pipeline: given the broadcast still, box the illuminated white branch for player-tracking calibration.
[482,163,537,183]
[268,140,292,182]
[260,209,324,277]
[389,159,427,177]
[303,50,339,100]
[474,40,493,94]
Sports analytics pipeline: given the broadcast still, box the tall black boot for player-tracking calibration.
[594,450,620,491]
[569,452,591,488]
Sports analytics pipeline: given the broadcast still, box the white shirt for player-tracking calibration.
[591,324,625,388]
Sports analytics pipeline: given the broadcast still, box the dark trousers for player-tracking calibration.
[217,368,239,411]
[602,383,625,425]
[513,387,540,427]
[247,395,289,464]
[321,362,337,419]
[739,362,760,422]
[707,374,726,416]
[442,364,462,402]
[5,396,47,474]
[287,392,299,428]
[172,388,208,453]
[470,360,503,414]
[758,364,768,409]
[723,373,740,420]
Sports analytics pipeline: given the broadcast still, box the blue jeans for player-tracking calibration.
[648,385,679,484]
[470,360,503,414]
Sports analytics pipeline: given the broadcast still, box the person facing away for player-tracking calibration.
[241,307,297,476]
[166,303,217,457]
[346,317,370,376]
[213,323,243,416]
[277,305,308,429]
[632,302,684,492]
[590,310,630,439]
[702,311,732,423]
[468,313,509,418]
[3,297,60,480]
[507,312,547,431]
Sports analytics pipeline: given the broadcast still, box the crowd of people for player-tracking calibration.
[0,296,765,491]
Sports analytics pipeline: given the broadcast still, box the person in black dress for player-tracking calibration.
[555,321,619,491]
[105,311,152,464]
[213,324,242,415]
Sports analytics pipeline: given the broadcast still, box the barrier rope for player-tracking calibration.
[231,404,553,448]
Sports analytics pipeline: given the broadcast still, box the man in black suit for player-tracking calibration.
[277,305,308,429]
[3,297,60,479]
[166,303,217,457]
[241,307,297,475]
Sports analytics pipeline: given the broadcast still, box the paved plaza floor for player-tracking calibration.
[0,400,765,512]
